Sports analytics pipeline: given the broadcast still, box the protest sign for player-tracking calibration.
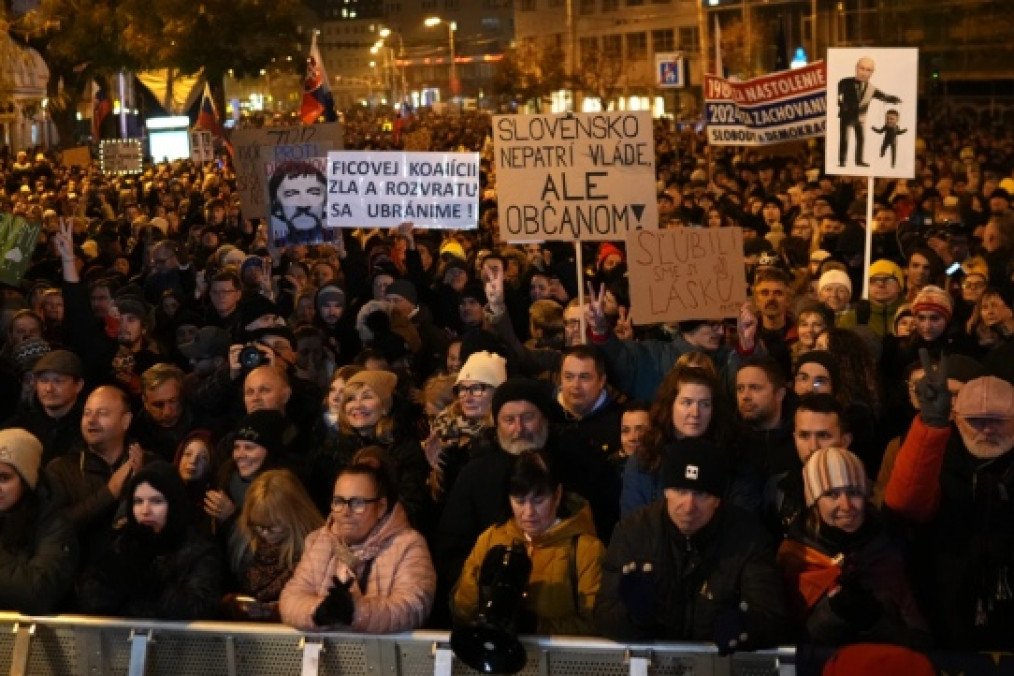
[656,53,685,88]
[326,151,479,230]
[99,139,143,175]
[625,227,747,325]
[264,156,341,249]
[704,62,827,146]
[824,48,918,179]
[492,111,658,242]
[191,130,215,163]
[232,122,343,222]
[0,213,42,287]
[61,146,91,169]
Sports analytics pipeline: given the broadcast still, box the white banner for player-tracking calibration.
[99,140,143,175]
[326,151,479,230]
[492,111,658,242]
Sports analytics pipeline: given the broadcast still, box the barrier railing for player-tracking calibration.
[0,613,796,676]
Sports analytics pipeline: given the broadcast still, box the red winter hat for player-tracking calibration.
[911,284,953,322]
[822,643,934,676]
[597,242,624,268]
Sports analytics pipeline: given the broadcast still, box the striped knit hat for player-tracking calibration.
[911,285,953,322]
[802,447,868,507]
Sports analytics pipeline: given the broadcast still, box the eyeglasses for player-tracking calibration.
[869,276,897,286]
[454,383,493,397]
[962,280,987,290]
[331,495,382,514]
[795,372,830,391]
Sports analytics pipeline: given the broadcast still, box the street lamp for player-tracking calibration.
[424,16,458,101]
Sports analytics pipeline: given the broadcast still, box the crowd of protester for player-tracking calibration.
[0,109,1012,671]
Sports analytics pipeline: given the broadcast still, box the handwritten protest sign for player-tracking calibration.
[232,122,343,222]
[61,146,91,169]
[626,227,747,325]
[0,213,42,287]
[704,62,827,146]
[99,140,143,175]
[492,111,658,242]
[326,151,479,230]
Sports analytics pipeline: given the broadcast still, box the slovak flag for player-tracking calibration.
[300,33,337,125]
[195,83,233,155]
[92,84,111,140]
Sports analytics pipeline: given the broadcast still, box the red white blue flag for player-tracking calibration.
[92,84,111,140]
[194,83,233,155]
[300,34,337,124]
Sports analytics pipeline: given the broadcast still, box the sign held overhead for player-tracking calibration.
[626,227,747,325]
[493,111,658,242]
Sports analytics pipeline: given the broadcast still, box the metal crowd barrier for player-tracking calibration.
[0,613,795,676]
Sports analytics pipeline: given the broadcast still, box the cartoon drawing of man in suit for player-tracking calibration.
[837,57,901,168]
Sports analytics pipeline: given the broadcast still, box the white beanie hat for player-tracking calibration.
[818,269,853,295]
[0,428,43,490]
[456,351,508,388]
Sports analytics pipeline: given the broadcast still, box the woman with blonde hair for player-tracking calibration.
[223,469,322,620]
[306,369,429,529]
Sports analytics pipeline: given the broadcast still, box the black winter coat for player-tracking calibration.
[594,502,788,646]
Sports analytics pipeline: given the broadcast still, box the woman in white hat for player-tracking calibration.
[423,351,508,503]
[777,447,929,648]
[0,428,78,613]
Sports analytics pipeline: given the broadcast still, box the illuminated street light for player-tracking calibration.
[424,16,458,99]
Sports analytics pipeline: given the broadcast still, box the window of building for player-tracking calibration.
[651,28,674,52]
[603,34,622,58]
[549,0,564,6]
[626,32,647,60]
[579,36,599,62]
[445,0,460,8]
[678,25,699,51]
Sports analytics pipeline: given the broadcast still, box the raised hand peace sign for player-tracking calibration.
[585,282,608,336]
[916,348,951,428]
[614,306,634,341]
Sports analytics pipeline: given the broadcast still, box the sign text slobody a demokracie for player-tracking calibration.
[704,62,827,146]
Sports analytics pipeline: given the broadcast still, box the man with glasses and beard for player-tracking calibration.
[268,160,331,246]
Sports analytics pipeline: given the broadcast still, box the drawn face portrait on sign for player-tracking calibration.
[268,160,330,247]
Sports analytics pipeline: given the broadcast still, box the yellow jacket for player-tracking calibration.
[452,496,605,636]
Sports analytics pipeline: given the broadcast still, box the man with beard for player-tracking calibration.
[434,379,556,598]
[268,160,330,247]
[109,296,165,400]
[886,355,1014,650]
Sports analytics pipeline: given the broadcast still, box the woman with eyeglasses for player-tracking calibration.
[423,351,507,504]
[280,452,436,632]
[223,469,322,621]
[304,369,430,531]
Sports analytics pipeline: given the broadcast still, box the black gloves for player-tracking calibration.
[916,348,951,428]
[713,603,750,656]
[617,561,658,625]
[313,576,356,627]
[828,575,882,630]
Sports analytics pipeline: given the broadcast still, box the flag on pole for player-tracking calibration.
[194,83,233,156]
[300,34,337,125]
[92,84,111,140]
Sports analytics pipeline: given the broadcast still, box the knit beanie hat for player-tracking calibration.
[239,293,279,330]
[346,369,398,412]
[13,337,51,374]
[0,428,43,490]
[456,350,508,389]
[818,269,852,295]
[868,259,905,287]
[234,409,287,459]
[316,284,346,311]
[911,285,953,322]
[660,437,727,498]
[802,447,868,507]
[795,350,840,386]
[385,279,419,306]
[597,242,624,267]
[492,378,556,421]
